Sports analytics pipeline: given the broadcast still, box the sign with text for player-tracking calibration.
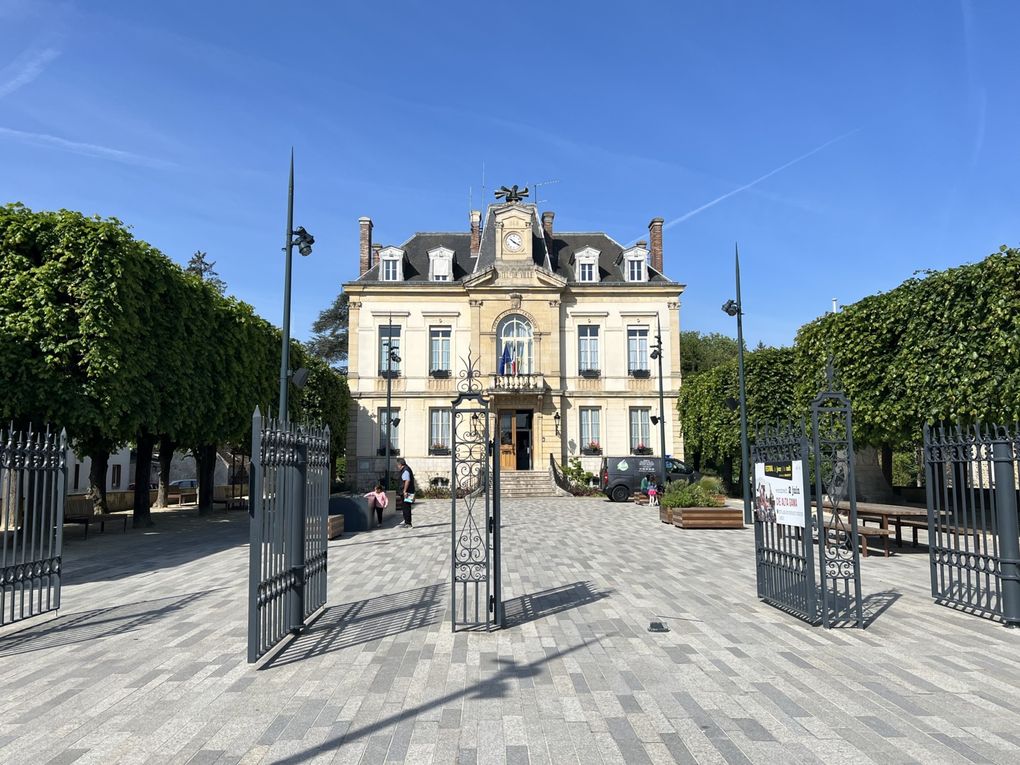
[753,459,805,527]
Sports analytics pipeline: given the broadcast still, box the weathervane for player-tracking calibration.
[494,184,529,204]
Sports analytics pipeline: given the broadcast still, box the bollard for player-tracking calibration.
[992,440,1020,628]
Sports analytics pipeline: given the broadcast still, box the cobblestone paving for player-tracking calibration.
[1,497,1019,764]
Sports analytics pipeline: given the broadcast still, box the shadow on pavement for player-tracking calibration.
[0,589,219,657]
[271,637,608,764]
[264,583,447,668]
[502,580,610,627]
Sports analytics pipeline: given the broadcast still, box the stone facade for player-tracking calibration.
[343,199,686,490]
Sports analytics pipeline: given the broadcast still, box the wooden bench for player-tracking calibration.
[327,514,344,540]
[64,512,128,539]
[822,518,892,558]
[898,517,989,551]
[672,508,744,529]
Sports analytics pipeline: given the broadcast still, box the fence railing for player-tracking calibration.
[1,426,67,627]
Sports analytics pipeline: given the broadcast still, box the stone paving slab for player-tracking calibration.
[1,498,1019,764]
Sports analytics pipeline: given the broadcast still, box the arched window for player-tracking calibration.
[497,315,534,375]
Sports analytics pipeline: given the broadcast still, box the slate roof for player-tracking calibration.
[353,205,673,285]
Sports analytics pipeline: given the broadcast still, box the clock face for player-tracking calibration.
[504,232,523,252]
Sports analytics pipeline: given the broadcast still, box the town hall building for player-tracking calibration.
[343,189,685,490]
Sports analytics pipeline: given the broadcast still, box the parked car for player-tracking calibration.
[599,456,699,502]
[169,478,198,491]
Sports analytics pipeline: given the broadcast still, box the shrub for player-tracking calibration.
[661,478,725,508]
[562,457,600,495]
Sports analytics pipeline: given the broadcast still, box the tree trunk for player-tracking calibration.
[156,435,175,508]
[692,450,702,473]
[880,443,894,487]
[88,450,110,515]
[196,442,217,515]
[133,431,156,527]
[721,456,734,496]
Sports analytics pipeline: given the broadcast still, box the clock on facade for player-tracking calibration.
[503,231,523,252]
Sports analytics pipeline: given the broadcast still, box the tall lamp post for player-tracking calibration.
[278,149,315,421]
[649,315,668,487]
[383,312,402,490]
[722,245,751,526]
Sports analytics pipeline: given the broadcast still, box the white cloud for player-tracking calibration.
[0,47,60,98]
[0,126,176,168]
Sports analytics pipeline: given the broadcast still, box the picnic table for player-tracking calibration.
[827,500,971,550]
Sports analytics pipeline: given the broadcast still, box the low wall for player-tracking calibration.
[65,484,249,517]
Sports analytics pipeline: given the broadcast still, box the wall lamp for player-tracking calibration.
[553,411,561,435]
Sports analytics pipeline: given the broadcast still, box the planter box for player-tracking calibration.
[580,447,602,456]
[378,369,401,379]
[659,507,673,524]
[429,447,451,456]
[670,507,744,529]
[429,369,451,378]
[632,447,653,455]
[327,514,344,539]
[629,369,651,379]
[579,369,601,379]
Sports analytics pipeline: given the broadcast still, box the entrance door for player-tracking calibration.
[498,410,533,471]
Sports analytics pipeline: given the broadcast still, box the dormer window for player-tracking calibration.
[428,246,454,282]
[571,246,600,284]
[621,245,649,282]
[378,246,405,282]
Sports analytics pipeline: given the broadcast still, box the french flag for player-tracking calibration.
[499,344,512,375]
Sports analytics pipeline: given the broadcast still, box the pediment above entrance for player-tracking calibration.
[464,264,566,289]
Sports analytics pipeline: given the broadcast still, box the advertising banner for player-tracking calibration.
[753,460,805,527]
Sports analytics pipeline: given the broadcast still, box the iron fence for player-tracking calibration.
[247,408,330,662]
[1,426,66,627]
[923,423,1020,626]
[451,351,503,631]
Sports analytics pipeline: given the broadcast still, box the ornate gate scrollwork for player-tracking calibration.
[450,351,503,631]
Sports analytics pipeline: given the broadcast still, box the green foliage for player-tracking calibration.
[661,478,725,508]
[678,345,797,465]
[185,250,225,294]
[307,291,349,366]
[679,331,739,377]
[794,246,1020,447]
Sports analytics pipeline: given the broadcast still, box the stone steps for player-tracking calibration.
[497,471,559,498]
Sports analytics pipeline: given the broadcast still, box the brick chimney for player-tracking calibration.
[469,210,481,256]
[541,210,555,240]
[648,217,664,273]
[359,217,373,275]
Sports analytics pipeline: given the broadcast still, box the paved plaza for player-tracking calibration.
[2,498,1020,765]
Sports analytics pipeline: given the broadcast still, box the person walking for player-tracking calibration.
[363,484,388,526]
[396,457,415,528]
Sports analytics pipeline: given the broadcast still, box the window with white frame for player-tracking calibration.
[429,326,451,372]
[379,325,401,375]
[627,326,648,372]
[379,408,400,453]
[428,247,453,282]
[497,315,533,375]
[580,407,601,451]
[573,247,600,283]
[630,408,651,452]
[578,325,599,372]
[429,408,452,452]
[627,258,646,282]
[378,247,404,281]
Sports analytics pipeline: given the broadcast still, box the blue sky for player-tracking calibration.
[1,1,1017,347]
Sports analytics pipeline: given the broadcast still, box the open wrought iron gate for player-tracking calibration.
[450,353,503,631]
[923,423,1020,626]
[247,408,330,663]
[751,372,863,628]
[1,426,66,627]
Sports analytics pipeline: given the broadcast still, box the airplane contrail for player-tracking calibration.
[662,128,861,231]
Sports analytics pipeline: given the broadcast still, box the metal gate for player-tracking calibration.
[1,426,66,627]
[923,423,1020,626]
[247,408,330,662]
[751,373,863,628]
[450,353,503,631]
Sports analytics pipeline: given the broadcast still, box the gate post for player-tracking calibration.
[992,439,1020,628]
[289,441,308,634]
[247,408,264,664]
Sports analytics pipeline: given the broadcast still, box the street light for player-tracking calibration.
[649,315,668,487]
[278,150,314,422]
[553,411,561,436]
[722,245,751,526]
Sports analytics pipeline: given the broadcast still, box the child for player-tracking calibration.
[363,484,388,526]
[647,481,659,506]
